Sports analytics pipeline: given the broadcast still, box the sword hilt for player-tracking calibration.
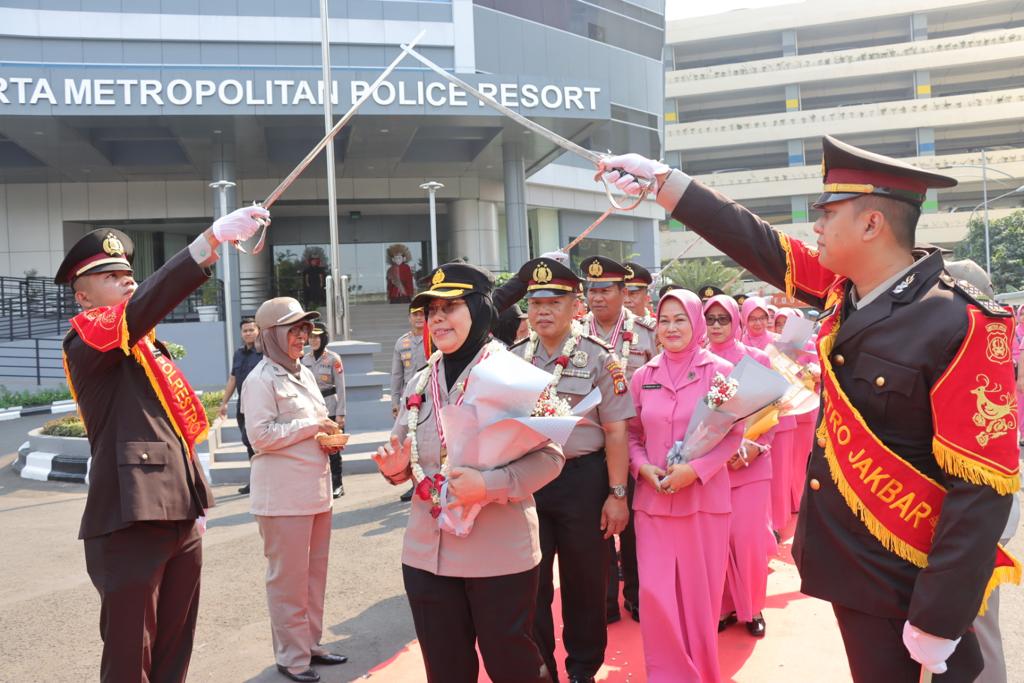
[230,201,271,255]
[597,167,653,211]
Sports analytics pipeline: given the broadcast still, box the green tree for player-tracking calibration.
[955,210,1024,294]
[659,258,742,294]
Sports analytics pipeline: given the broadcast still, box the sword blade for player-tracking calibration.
[261,29,426,209]
[399,44,603,167]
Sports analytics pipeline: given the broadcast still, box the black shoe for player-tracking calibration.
[276,665,320,682]
[311,653,348,665]
[568,676,596,683]
[746,614,766,638]
[606,608,621,624]
[238,484,250,495]
[399,486,414,502]
[332,485,344,499]
[623,599,640,622]
[718,611,738,632]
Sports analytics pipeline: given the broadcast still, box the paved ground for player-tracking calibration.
[1,411,1022,682]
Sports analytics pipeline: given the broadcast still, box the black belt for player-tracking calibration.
[321,387,337,398]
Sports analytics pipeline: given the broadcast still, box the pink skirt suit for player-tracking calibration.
[628,291,743,683]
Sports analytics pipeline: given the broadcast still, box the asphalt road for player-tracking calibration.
[1,412,1022,682]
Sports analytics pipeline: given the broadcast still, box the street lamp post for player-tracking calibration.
[209,180,237,370]
[420,181,444,269]
[319,0,345,340]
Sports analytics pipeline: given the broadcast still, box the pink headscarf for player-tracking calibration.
[740,296,777,350]
[703,294,743,364]
[655,289,709,372]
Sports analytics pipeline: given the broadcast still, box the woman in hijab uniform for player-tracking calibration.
[373,262,564,683]
[302,322,347,498]
[628,289,744,683]
[242,298,348,682]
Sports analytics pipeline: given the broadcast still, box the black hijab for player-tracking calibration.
[442,292,495,391]
[312,324,329,360]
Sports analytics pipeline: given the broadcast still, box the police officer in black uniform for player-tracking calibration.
[597,137,1019,682]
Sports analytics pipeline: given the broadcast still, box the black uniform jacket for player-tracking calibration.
[661,175,1013,639]
[65,249,215,540]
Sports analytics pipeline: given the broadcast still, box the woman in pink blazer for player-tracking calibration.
[705,294,776,638]
[741,297,796,535]
[628,289,743,683]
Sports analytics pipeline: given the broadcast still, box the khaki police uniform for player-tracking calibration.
[510,331,634,680]
[391,330,427,412]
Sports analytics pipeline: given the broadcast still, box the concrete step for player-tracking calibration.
[208,428,392,484]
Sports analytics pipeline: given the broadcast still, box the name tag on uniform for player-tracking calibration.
[641,383,662,390]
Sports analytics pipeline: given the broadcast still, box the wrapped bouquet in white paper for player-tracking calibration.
[664,356,790,470]
[437,346,599,536]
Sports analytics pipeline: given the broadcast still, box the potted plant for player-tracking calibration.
[197,280,220,322]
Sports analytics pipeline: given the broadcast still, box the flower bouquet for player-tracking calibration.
[665,355,791,468]
[763,315,821,421]
[436,346,599,536]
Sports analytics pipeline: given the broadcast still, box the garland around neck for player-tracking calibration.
[586,308,635,361]
[523,323,584,398]
[406,340,504,487]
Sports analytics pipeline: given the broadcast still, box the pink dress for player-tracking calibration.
[629,291,743,683]
[706,295,777,624]
[741,298,797,532]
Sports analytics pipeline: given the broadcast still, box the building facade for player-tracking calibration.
[0,0,665,320]
[663,0,1024,270]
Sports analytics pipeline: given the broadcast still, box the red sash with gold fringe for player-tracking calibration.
[815,285,1020,615]
[65,301,209,457]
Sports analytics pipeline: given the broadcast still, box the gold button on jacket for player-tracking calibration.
[809,478,821,491]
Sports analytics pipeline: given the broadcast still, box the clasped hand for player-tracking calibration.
[639,462,697,495]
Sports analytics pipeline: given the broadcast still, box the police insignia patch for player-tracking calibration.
[571,350,588,368]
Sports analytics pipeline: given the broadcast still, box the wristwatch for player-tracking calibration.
[609,484,627,499]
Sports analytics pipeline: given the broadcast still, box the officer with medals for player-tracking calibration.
[302,322,347,498]
[391,304,428,502]
[509,257,634,683]
[622,261,654,319]
[58,207,269,682]
[579,255,656,623]
[599,137,1020,682]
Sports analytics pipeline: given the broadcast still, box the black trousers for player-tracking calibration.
[533,450,610,681]
[329,452,343,488]
[84,520,203,683]
[237,411,255,460]
[403,564,552,683]
[832,604,984,683]
[606,476,639,611]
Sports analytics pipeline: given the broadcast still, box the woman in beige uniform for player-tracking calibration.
[373,262,564,683]
[242,298,348,683]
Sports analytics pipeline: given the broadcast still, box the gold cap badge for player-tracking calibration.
[587,260,604,278]
[624,265,635,279]
[432,269,446,286]
[102,233,125,257]
[704,287,714,297]
[533,263,553,284]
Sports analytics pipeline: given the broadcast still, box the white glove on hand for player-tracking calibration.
[598,154,670,196]
[195,515,207,537]
[211,205,271,243]
[902,621,960,674]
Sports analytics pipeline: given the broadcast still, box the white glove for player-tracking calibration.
[598,154,671,196]
[211,205,271,243]
[540,250,570,267]
[195,515,207,537]
[902,621,960,674]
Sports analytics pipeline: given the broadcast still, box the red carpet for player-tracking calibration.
[364,526,851,682]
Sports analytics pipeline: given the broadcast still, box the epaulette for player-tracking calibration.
[633,316,656,330]
[581,334,613,351]
[938,271,1010,317]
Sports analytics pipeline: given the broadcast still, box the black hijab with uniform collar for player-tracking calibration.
[441,292,495,391]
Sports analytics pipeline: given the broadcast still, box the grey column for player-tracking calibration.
[503,141,529,268]
[451,199,500,271]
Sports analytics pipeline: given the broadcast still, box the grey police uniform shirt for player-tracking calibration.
[300,348,346,418]
[510,333,635,458]
[391,330,427,410]
[587,309,657,379]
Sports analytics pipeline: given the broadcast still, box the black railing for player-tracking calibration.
[0,337,66,382]
[0,275,226,343]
